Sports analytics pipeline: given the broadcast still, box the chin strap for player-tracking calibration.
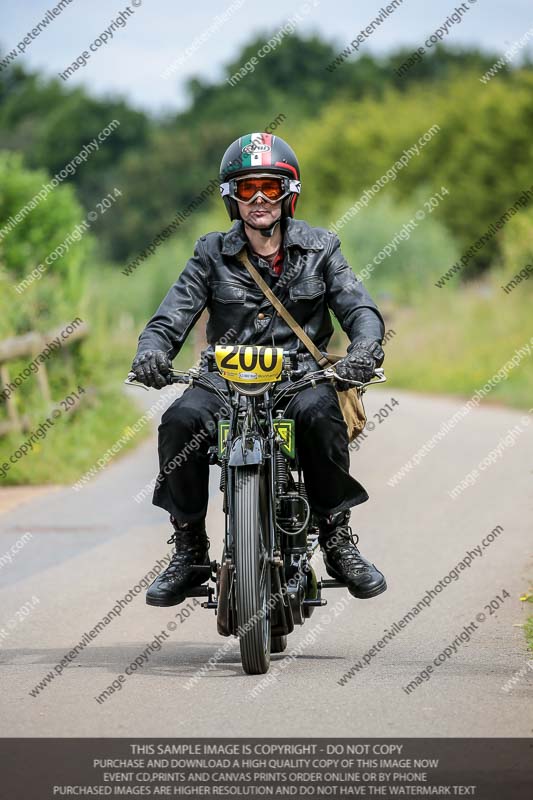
[244,218,281,238]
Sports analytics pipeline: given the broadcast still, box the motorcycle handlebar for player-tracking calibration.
[125,358,386,391]
[125,371,191,390]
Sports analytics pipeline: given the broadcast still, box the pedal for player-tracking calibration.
[319,579,346,589]
[191,564,216,582]
[184,585,209,597]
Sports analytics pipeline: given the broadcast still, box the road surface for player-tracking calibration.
[0,386,531,736]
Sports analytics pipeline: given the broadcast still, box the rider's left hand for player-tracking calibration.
[334,340,384,391]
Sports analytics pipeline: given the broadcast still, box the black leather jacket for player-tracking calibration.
[136,218,385,372]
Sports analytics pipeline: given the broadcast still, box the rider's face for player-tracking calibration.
[239,196,282,230]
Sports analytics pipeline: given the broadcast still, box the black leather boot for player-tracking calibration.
[146,517,210,607]
[318,510,387,599]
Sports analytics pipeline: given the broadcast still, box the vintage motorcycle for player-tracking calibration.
[127,344,385,675]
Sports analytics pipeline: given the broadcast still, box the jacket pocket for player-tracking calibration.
[211,282,246,303]
[289,277,326,301]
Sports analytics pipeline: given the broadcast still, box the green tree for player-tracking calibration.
[298,71,533,275]
[0,41,523,265]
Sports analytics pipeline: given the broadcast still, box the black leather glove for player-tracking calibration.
[334,340,384,391]
[131,350,172,388]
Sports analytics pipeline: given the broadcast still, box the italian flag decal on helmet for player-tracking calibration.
[239,132,274,168]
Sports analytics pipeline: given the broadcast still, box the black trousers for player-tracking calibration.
[153,381,368,523]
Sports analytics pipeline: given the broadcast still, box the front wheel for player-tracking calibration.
[233,466,271,675]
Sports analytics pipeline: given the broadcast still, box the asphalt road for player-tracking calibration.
[0,385,531,736]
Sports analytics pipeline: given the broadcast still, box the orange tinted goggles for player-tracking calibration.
[234,175,286,204]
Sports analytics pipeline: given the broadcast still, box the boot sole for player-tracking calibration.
[348,579,387,599]
[146,594,186,607]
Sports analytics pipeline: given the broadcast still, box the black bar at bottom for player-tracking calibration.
[1,738,532,799]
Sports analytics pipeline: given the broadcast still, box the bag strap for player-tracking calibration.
[237,248,333,368]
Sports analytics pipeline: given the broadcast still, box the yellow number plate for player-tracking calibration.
[214,345,283,383]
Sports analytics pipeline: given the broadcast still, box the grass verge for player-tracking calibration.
[381,280,533,409]
[0,385,149,486]
[523,592,533,652]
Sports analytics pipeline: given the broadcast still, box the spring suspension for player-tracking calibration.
[219,459,227,493]
[275,450,288,494]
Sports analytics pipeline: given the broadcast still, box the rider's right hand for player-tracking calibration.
[131,350,172,388]
[333,340,383,391]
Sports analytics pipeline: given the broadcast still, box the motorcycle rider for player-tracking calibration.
[131,132,387,607]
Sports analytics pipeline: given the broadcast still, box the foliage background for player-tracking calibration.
[1,36,532,483]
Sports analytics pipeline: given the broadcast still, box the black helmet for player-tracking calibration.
[219,132,301,221]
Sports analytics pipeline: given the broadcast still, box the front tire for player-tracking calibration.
[233,466,271,675]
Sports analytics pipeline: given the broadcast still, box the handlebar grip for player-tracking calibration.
[289,368,307,381]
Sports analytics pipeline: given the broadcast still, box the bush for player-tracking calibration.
[329,192,460,303]
[0,151,91,336]
[0,152,147,485]
[496,208,533,291]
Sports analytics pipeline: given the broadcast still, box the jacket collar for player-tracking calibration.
[221,218,328,256]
